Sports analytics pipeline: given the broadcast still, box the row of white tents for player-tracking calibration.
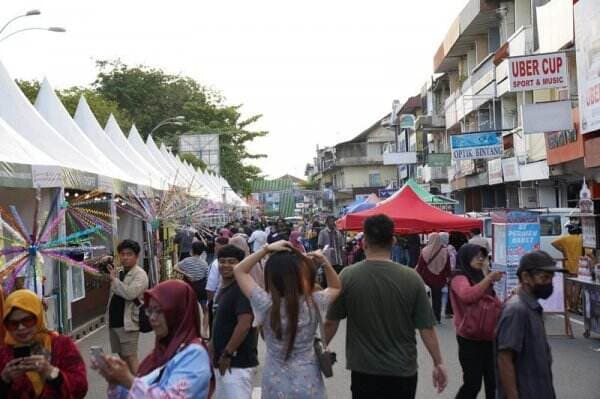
[0,60,247,208]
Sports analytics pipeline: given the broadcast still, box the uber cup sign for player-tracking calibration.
[508,52,568,92]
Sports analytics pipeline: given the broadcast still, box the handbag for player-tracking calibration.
[458,294,502,341]
[133,298,153,333]
[312,300,336,378]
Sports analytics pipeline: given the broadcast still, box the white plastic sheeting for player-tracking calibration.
[0,118,58,166]
[105,115,168,190]
[73,97,150,187]
[0,61,99,173]
[34,79,129,181]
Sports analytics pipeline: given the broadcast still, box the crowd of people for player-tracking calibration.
[0,213,567,398]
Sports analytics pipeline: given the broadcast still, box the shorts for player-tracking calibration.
[109,327,139,357]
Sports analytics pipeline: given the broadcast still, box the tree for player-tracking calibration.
[179,153,207,171]
[94,60,267,195]
[16,80,132,128]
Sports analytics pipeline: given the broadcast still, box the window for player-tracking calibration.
[539,215,562,236]
[369,172,381,187]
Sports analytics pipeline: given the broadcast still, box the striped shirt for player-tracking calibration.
[177,255,209,282]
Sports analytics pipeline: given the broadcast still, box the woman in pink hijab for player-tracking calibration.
[416,233,451,323]
[288,231,306,253]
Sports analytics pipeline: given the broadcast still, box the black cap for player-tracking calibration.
[516,251,567,275]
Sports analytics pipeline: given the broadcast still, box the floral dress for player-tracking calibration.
[250,286,330,399]
[108,343,211,399]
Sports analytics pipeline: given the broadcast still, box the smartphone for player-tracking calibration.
[13,346,31,358]
[89,346,107,368]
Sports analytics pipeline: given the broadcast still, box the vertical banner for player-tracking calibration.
[575,0,600,134]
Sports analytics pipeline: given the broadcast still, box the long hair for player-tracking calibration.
[264,248,315,360]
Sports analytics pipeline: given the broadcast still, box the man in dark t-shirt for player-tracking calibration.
[211,244,257,398]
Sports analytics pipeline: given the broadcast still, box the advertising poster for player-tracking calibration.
[506,223,541,264]
[450,132,503,161]
[508,52,569,92]
[575,0,600,134]
[493,224,507,264]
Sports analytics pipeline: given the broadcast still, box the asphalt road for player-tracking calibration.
[79,313,600,398]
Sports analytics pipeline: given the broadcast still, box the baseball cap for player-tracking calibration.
[516,251,567,275]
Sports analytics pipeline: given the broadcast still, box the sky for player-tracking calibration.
[1,0,467,179]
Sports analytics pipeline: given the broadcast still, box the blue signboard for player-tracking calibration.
[450,131,503,161]
[506,223,541,265]
[378,189,396,198]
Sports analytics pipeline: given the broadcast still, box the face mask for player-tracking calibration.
[532,283,553,299]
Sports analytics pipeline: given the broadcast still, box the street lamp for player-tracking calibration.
[149,115,186,135]
[0,9,41,36]
[0,27,66,43]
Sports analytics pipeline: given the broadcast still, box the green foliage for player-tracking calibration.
[15,59,267,195]
[94,60,267,195]
[16,79,40,103]
[15,80,131,128]
[179,153,207,171]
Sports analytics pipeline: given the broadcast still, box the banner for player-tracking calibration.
[502,157,520,182]
[428,153,451,167]
[506,223,541,264]
[450,131,503,160]
[508,52,568,92]
[488,158,503,185]
[575,0,600,134]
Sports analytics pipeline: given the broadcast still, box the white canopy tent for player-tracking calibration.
[34,79,130,182]
[146,135,183,187]
[128,126,177,187]
[0,118,59,166]
[105,115,168,190]
[0,61,101,174]
[73,97,150,187]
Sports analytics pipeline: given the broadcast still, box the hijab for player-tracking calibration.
[230,234,264,288]
[421,233,449,275]
[137,280,201,376]
[453,244,493,293]
[230,235,250,257]
[4,290,55,397]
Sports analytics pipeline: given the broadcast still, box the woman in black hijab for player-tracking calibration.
[449,244,504,399]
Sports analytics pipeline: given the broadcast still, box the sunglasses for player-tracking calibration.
[5,315,37,331]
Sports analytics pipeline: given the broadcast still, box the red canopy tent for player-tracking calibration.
[336,185,482,234]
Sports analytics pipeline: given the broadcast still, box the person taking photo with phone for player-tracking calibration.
[0,289,88,398]
[449,244,503,399]
[233,240,341,399]
[92,280,213,399]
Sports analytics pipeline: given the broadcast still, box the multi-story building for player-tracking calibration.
[434,0,579,212]
[308,119,400,213]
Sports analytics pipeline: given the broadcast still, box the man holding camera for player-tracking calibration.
[105,239,149,374]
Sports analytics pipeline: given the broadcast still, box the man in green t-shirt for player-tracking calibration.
[325,214,447,399]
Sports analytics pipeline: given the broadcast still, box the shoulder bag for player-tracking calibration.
[457,291,502,341]
[133,298,153,333]
[312,299,336,378]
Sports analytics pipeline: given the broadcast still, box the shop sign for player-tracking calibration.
[502,157,520,182]
[399,114,416,130]
[450,131,503,161]
[546,129,577,150]
[508,52,568,92]
[488,158,503,185]
[522,101,573,134]
[575,0,600,134]
[428,153,451,167]
[582,216,599,248]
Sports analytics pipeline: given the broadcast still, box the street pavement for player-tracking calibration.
[79,312,600,398]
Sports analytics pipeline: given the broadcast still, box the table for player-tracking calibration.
[567,278,600,338]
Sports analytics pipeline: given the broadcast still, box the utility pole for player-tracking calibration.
[392,99,401,189]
